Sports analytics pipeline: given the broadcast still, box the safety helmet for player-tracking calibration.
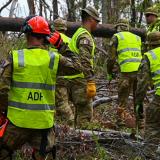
[21,15,51,35]
[54,18,67,31]
[145,7,158,17]
[82,6,100,22]
[146,31,160,45]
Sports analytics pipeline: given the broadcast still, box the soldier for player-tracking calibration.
[135,32,160,156]
[0,15,81,159]
[53,18,74,126]
[54,18,71,44]
[107,19,142,128]
[145,6,160,35]
[68,6,100,128]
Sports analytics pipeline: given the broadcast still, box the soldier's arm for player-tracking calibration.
[135,55,151,105]
[58,54,82,75]
[77,35,94,81]
[107,36,117,74]
[0,54,12,112]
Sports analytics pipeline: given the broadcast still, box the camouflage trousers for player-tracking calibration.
[55,80,74,126]
[145,95,160,144]
[118,72,137,109]
[56,78,93,128]
[69,79,93,129]
[0,122,55,160]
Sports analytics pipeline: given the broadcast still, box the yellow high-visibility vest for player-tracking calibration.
[8,49,59,129]
[66,27,95,79]
[144,47,160,96]
[60,33,71,45]
[114,31,142,72]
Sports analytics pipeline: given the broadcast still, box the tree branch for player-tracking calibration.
[0,0,13,15]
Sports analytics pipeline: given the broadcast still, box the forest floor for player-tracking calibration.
[7,76,156,160]
[56,77,157,160]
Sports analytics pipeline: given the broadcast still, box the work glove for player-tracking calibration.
[48,31,63,50]
[87,81,96,98]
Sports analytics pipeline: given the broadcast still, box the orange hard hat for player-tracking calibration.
[22,15,51,35]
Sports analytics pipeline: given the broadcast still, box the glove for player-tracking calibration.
[87,81,96,98]
[106,74,113,81]
[48,31,63,50]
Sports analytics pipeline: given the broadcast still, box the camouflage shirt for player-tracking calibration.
[0,46,82,111]
[107,35,118,74]
[76,31,95,81]
[147,18,160,34]
[135,55,151,105]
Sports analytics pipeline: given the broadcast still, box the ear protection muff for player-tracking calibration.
[21,15,37,33]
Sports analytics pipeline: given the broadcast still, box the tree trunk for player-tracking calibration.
[82,0,87,9]
[66,0,76,21]
[39,0,43,16]
[9,0,18,17]
[52,0,58,19]
[27,0,35,15]
[0,17,146,40]
[131,0,136,27]
[102,0,107,23]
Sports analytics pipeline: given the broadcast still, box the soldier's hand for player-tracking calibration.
[47,31,63,50]
[87,81,96,98]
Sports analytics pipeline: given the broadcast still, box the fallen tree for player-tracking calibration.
[56,126,157,159]
[0,17,146,40]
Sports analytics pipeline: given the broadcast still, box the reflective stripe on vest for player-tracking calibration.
[8,49,59,129]
[67,27,95,79]
[114,31,142,72]
[144,47,160,96]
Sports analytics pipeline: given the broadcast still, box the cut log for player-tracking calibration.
[0,17,146,40]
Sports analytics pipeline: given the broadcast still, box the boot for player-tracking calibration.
[116,107,136,128]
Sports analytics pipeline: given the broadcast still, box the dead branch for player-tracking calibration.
[0,0,13,15]
[93,96,133,108]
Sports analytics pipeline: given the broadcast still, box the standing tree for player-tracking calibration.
[27,0,35,15]
[66,0,76,21]
[52,0,58,19]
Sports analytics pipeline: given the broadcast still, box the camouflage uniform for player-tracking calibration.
[145,7,160,35]
[0,44,81,159]
[135,32,160,147]
[107,19,142,128]
[68,6,100,129]
[70,32,95,128]
[54,18,74,126]
[144,7,160,53]
[107,36,138,109]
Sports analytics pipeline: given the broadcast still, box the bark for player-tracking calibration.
[102,0,108,23]
[27,0,35,15]
[52,0,58,19]
[82,0,87,9]
[0,17,146,40]
[131,0,136,27]
[66,0,76,21]
[9,0,18,17]
[39,0,43,16]
[41,0,53,20]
